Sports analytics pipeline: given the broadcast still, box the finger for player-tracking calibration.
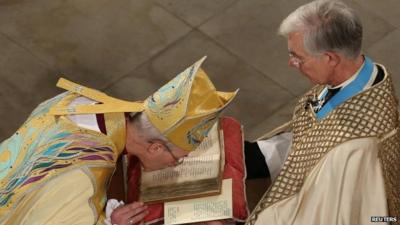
[122,204,148,219]
[127,210,148,225]
[129,202,147,211]
[116,202,145,215]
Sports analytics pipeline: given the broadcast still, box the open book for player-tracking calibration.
[164,178,233,225]
[139,122,225,203]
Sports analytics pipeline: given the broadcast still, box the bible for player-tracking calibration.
[126,117,248,224]
[139,122,225,203]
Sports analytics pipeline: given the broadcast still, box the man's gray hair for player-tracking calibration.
[278,0,362,59]
[129,112,178,151]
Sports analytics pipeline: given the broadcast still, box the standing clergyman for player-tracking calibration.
[245,1,400,224]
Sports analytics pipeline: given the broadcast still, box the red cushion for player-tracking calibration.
[127,117,248,223]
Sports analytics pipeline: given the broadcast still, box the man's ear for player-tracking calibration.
[325,51,340,67]
[147,142,166,155]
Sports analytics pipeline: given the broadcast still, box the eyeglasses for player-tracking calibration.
[165,146,185,165]
[288,52,304,68]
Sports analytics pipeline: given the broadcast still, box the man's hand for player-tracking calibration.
[110,202,148,225]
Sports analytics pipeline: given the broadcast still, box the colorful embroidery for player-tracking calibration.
[0,93,115,208]
[29,92,68,119]
[186,116,218,146]
[147,65,195,117]
[0,129,114,207]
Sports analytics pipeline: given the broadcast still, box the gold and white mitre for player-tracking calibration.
[50,56,238,152]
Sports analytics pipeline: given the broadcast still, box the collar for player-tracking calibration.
[316,56,375,120]
[326,56,366,90]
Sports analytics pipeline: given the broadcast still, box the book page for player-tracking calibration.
[141,122,221,188]
[164,179,233,225]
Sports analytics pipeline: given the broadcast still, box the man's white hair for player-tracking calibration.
[129,112,179,151]
[278,0,363,59]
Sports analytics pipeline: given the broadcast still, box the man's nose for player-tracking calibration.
[288,58,293,67]
[288,58,300,68]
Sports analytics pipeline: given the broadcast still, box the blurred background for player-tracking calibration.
[1,0,399,210]
[0,0,399,141]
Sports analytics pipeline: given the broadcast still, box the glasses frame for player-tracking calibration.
[165,145,185,165]
[288,52,304,68]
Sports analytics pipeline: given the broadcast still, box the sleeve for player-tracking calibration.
[244,132,292,180]
[103,199,125,225]
[256,132,292,180]
[244,141,270,179]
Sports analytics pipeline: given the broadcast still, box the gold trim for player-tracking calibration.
[104,113,126,155]
[49,78,144,115]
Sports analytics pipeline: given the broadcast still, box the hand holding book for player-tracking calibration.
[108,201,149,225]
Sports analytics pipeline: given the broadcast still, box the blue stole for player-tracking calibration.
[316,56,374,120]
